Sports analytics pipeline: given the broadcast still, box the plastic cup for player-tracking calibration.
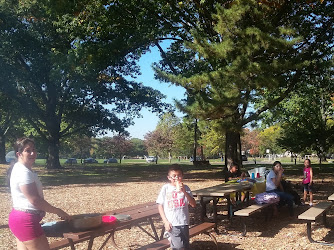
[176,181,181,191]
[256,173,260,178]
[251,173,255,179]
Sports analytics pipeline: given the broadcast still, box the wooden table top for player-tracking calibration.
[63,202,159,240]
[328,193,334,201]
[192,182,253,197]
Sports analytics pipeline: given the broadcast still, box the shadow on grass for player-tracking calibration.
[37,164,225,187]
[1,163,334,190]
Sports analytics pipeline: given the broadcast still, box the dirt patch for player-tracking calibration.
[1,164,334,249]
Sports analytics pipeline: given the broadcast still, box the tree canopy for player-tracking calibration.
[0,0,169,168]
[153,0,333,168]
[276,83,334,161]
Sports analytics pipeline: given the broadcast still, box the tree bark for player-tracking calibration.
[0,134,6,164]
[46,137,62,169]
[224,130,242,174]
[193,119,198,164]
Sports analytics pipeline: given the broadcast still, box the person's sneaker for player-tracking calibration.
[309,203,313,207]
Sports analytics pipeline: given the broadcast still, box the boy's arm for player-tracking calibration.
[158,204,172,232]
[184,191,196,207]
[310,168,313,184]
[181,185,196,207]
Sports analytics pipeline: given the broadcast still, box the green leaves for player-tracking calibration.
[0,0,171,168]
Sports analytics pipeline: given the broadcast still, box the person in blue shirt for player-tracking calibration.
[266,161,294,217]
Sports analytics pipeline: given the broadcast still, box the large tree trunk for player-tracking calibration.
[193,119,198,163]
[224,130,242,174]
[46,137,62,169]
[0,134,6,164]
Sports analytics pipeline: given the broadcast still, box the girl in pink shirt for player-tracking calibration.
[302,159,313,206]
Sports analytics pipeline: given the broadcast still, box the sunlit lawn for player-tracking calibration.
[2,156,333,188]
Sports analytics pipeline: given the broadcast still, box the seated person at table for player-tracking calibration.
[266,161,294,217]
[224,164,247,182]
[225,164,247,203]
[157,164,196,250]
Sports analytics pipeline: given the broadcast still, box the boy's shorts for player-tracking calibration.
[303,183,313,192]
[167,225,189,249]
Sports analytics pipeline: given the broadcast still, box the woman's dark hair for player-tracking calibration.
[7,137,35,187]
[272,161,281,169]
[14,137,35,154]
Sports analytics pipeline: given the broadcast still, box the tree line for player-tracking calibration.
[54,111,333,164]
[1,0,333,169]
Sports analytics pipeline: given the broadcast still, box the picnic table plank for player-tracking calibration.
[63,204,160,240]
[328,193,334,201]
[192,182,252,197]
[103,201,156,214]
[298,202,332,221]
[298,201,334,246]
[234,203,273,217]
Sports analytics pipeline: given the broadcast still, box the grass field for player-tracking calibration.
[2,159,334,188]
[34,155,333,166]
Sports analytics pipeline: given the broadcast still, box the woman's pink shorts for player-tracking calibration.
[8,209,45,242]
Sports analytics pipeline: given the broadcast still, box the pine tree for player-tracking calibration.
[154,0,333,169]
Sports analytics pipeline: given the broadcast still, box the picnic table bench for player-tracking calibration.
[138,222,217,250]
[233,202,275,236]
[298,201,333,246]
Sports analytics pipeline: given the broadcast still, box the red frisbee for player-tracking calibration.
[102,215,117,224]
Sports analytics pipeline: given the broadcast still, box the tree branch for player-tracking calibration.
[155,41,177,74]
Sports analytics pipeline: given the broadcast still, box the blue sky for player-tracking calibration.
[117,46,186,139]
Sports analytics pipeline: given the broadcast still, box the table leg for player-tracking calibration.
[98,231,120,250]
[87,238,94,250]
[212,198,219,232]
[212,198,218,224]
[109,231,121,250]
[226,194,232,219]
[159,227,165,240]
[68,239,75,250]
[137,222,159,241]
[199,196,206,222]
[148,217,159,240]
[246,191,250,205]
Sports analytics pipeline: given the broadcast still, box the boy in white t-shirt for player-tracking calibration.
[156,164,196,249]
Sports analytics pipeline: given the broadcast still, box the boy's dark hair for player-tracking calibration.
[168,164,184,175]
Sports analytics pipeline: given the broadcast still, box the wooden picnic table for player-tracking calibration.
[328,193,334,201]
[49,202,161,250]
[192,182,253,228]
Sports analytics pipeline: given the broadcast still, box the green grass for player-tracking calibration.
[3,158,333,189]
